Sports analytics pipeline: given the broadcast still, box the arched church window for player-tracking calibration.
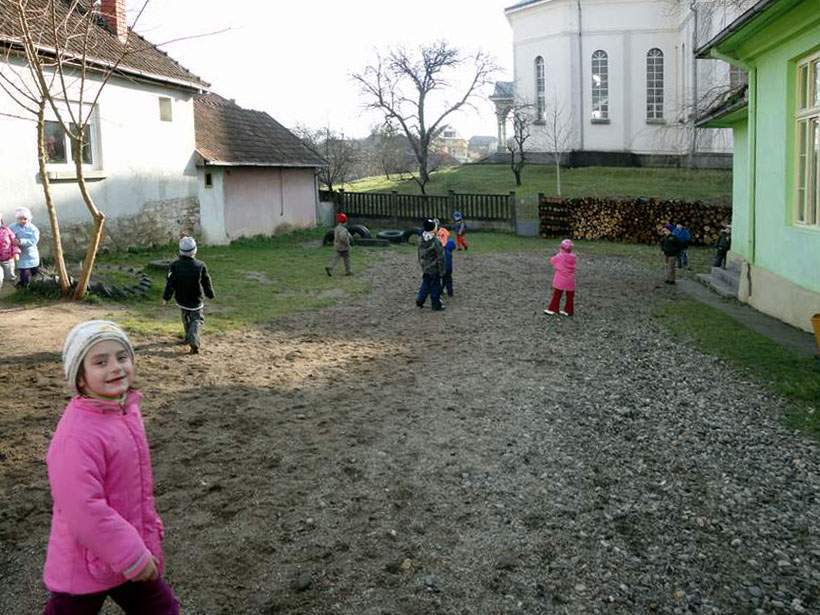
[591,50,608,121]
[647,48,664,120]
[535,56,545,121]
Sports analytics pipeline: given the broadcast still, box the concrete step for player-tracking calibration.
[696,272,739,299]
[710,265,740,291]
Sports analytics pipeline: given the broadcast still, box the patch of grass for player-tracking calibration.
[346,165,733,217]
[87,228,375,336]
[655,298,820,441]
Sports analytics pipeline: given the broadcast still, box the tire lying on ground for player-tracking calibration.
[402,228,421,242]
[348,224,372,239]
[377,230,405,243]
[352,237,390,247]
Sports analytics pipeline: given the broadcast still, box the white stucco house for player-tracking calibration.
[493,0,752,167]
[0,0,322,251]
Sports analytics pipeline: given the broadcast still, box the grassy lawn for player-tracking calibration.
[655,299,820,442]
[346,164,733,215]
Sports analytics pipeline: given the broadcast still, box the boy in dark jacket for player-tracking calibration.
[713,223,731,268]
[672,222,691,269]
[442,236,456,298]
[660,224,682,285]
[416,219,445,311]
[162,236,215,354]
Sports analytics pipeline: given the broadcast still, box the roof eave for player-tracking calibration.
[695,0,797,59]
[696,100,749,128]
[0,38,209,91]
[198,159,326,169]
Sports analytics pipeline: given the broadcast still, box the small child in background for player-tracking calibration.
[442,235,456,298]
[452,211,468,250]
[673,222,691,269]
[162,236,215,354]
[9,207,40,288]
[545,239,576,316]
[660,224,682,284]
[326,213,353,276]
[713,222,731,268]
[42,320,179,614]
[0,213,19,289]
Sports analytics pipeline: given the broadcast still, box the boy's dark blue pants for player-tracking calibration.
[417,273,443,308]
[442,272,453,297]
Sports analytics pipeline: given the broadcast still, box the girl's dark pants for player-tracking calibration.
[43,578,178,614]
[417,273,443,309]
[442,272,453,297]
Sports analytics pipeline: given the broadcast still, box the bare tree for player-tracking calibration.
[542,96,573,197]
[373,121,412,180]
[353,41,496,194]
[295,124,356,192]
[506,101,534,187]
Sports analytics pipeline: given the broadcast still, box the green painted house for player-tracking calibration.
[697,0,820,333]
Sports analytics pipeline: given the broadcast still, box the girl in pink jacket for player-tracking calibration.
[545,239,577,316]
[43,321,179,614]
[0,213,20,289]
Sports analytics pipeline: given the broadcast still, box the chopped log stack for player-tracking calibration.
[539,195,732,246]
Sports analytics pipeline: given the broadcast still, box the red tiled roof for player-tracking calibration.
[194,93,326,168]
[0,0,208,90]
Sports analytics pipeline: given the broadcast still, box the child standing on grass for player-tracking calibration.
[673,222,691,269]
[326,212,352,276]
[545,239,576,316]
[660,224,683,285]
[416,218,445,311]
[0,213,19,289]
[453,211,468,250]
[42,320,179,614]
[162,236,215,354]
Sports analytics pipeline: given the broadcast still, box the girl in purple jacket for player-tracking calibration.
[545,239,577,316]
[43,321,178,614]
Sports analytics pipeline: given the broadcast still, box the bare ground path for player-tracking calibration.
[1,249,818,614]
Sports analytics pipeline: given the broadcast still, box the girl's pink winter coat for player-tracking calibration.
[43,390,165,595]
[549,250,577,291]
[0,225,19,262]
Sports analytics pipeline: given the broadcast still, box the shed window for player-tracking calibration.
[591,50,609,121]
[204,172,213,188]
[159,97,173,122]
[795,52,820,228]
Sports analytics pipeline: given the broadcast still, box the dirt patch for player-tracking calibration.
[1,250,818,614]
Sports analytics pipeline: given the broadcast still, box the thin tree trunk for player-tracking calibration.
[36,101,70,295]
[72,138,105,300]
[555,159,562,197]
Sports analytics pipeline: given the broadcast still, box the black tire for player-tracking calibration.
[402,228,422,242]
[322,230,335,246]
[348,224,372,239]
[377,230,405,243]
[352,237,390,247]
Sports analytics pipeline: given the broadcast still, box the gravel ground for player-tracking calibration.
[0,248,818,614]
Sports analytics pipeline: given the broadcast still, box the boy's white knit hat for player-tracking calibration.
[14,207,32,221]
[63,320,134,391]
[179,236,197,256]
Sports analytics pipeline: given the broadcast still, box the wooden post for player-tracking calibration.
[448,190,456,223]
[509,191,517,234]
[337,189,345,218]
[391,191,399,227]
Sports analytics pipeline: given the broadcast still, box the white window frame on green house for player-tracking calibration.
[795,51,820,228]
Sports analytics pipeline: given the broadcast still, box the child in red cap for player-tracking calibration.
[326,213,352,276]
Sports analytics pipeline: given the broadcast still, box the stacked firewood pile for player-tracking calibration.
[539,196,731,245]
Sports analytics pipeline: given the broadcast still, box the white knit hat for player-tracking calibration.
[179,236,197,256]
[63,320,134,392]
[14,207,32,221]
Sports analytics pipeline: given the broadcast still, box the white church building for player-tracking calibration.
[492,0,750,167]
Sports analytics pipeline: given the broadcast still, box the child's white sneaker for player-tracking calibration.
[559,310,569,316]
[543,309,556,315]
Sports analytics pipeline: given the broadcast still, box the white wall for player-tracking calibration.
[505,0,734,156]
[222,167,317,240]
[197,168,228,245]
[0,60,199,226]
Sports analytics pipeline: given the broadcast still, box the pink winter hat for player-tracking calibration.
[560,239,574,252]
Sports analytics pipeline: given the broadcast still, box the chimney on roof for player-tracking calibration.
[100,0,128,44]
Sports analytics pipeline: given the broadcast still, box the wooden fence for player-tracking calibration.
[538,193,732,245]
[321,189,516,229]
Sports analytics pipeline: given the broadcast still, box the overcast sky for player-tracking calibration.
[137,1,514,140]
